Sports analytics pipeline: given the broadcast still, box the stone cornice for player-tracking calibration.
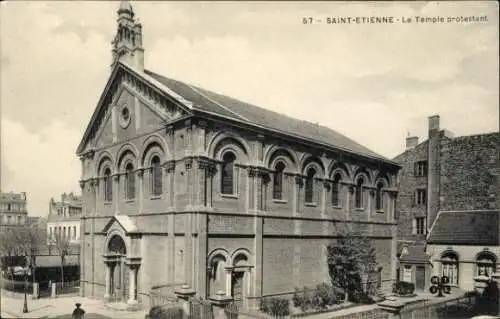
[163,160,176,172]
[194,113,402,171]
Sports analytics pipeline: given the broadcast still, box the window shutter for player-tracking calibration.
[412,218,417,235]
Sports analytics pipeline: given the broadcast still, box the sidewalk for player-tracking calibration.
[0,291,147,319]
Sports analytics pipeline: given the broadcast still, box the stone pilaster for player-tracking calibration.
[91,178,98,298]
[79,180,86,297]
[247,168,255,211]
[197,213,208,298]
[184,161,194,287]
[185,157,194,208]
[165,160,175,210]
[185,119,193,158]
[112,174,119,215]
[111,106,117,143]
[252,215,263,309]
[293,175,303,287]
[225,268,232,296]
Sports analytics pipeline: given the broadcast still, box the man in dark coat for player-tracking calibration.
[72,303,85,319]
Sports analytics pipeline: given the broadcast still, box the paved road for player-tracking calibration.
[1,290,147,319]
[41,314,113,319]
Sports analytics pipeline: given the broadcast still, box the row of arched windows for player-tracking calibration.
[440,251,497,286]
[98,148,389,208]
[220,152,387,210]
[101,155,163,201]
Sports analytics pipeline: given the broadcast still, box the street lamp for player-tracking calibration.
[429,275,451,298]
[22,260,31,313]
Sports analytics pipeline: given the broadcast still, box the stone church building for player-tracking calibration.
[77,2,401,309]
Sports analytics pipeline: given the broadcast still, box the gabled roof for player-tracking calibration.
[427,210,499,246]
[102,215,138,234]
[144,69,396,164]
[399,243,431,264]
[76,62,194,155]
[77,61,398,166]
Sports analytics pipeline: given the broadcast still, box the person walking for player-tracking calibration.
[72,303,85,319]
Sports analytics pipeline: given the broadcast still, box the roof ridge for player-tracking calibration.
[186,84,250,122]
[144,69,396,164]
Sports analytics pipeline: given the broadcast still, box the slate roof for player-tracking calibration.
[427,210,499,246]
[399,243,431,264]
[144,69,395,164]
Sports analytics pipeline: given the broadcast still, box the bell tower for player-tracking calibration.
[111,1,144,72]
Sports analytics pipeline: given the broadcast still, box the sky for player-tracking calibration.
[0,1,498,218]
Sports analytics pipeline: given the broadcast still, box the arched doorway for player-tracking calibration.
[105,235,129,302]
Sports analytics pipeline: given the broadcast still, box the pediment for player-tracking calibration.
[102,215,138,234]
[77,62,193,155]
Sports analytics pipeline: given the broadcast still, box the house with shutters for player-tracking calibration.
[393,115,499,292]
[76,1,401,309]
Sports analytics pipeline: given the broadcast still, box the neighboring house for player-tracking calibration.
[76,1,401,309]
[426,210,499,291]
[393,114,499,292]
[0,191,28,228]
[47,193,83,245]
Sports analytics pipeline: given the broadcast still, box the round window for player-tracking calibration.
[118,104,131,128]
[122,107,130,120]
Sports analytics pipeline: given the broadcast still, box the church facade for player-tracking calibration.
[76,2,401,309]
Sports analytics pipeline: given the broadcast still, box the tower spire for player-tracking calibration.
[111,1,144,72]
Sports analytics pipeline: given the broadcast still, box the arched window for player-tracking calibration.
[104,168,113,201]
[376,182,384,211]
[221,152,236,195]
[476,252,496,277]
[125,163,135,200]
[150,156,162,196]
[305,167,316,203]
[355,177,364,208]
[273,162,286,200]
[441,252,459,285]
[331,173,342,207]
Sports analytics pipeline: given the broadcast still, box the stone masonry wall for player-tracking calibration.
[393,141,428,242]
[439,132,499,211]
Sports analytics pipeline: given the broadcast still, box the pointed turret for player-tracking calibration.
[111,1,144,72]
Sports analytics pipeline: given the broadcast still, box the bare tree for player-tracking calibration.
[18,226,46,282]
[0,226,46,290]
[53,231,70,286]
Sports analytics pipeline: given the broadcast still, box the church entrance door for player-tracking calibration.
[106,235,128,302]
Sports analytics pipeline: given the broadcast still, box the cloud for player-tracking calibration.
[1,118,81,217]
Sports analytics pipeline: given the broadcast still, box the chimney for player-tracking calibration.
[427,114,441,232]
[428,115,440,136]
[406,136,419,150]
